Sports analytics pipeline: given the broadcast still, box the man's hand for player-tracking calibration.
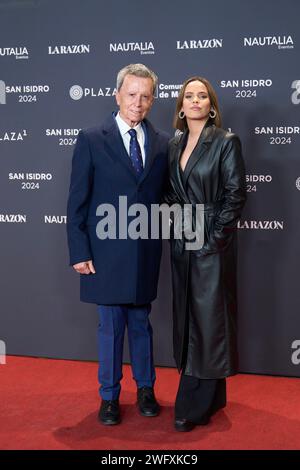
[73,260,96,275]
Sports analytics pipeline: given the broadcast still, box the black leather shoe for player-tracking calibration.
[98,399,121,425]
[175,416,210,432]
[174,418,196,432]
[137,387,160,417]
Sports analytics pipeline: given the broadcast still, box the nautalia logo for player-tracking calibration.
[243,35,294,49]
[0,47,29,59]
[109,42,155,55]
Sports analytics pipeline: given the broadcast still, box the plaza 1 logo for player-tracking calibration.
[254,125,300,145]
[69,85,117,100]
[296,177,300,191]
[291,80,300,104]
[0,129,28,142]
[45,128,80,146]
[0,80,50,104]
[219,78,272,99]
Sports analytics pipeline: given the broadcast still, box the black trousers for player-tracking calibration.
[175,374,226,423]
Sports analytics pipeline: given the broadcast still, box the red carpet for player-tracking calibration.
[1,356,300,450]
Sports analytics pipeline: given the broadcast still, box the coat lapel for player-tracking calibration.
[171,130,190,204]
[102,114,138,182]
[102,115,160,185]
[183,123,216,184]
[138,119,159,185]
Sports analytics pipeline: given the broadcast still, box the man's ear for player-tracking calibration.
[115,92,120,107]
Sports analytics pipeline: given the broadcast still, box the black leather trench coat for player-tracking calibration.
[165,122,247,379]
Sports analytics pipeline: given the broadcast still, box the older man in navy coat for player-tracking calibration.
[67,64,169,425]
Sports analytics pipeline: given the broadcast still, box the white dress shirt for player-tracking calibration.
[115,112,146,167]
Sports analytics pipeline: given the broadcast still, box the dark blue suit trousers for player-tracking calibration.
[97,304,156,400]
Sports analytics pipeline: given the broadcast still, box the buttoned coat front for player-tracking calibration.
[67,114,169,305]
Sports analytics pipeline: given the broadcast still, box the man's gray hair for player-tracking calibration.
[116,64,158,94]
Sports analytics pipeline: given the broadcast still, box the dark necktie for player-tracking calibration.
[128,128,144,175]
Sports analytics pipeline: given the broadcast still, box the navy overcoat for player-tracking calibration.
[67,114,169,305]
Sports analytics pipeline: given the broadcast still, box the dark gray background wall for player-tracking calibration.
[0,0,299,376]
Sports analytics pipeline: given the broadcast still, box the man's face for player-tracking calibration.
[116,74,154,127]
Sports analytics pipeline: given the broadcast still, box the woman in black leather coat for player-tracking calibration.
[165,77,247,432]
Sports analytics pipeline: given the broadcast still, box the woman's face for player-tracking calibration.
[181,80,211,123]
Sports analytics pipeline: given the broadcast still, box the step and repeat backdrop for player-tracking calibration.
[0,0,299,376]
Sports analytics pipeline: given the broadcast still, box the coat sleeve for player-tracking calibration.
[163,178,179,205]
[212,134,247,250]
[66,130,94,266]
